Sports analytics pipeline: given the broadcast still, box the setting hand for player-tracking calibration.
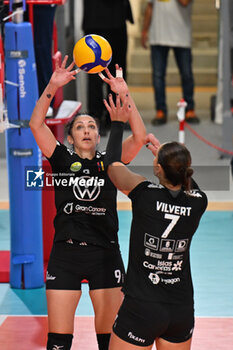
[104,93,131,123]
[49,55,80,89]
[99,64,128,95]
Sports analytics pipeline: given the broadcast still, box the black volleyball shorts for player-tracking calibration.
[46,240,125,290]
[113,295,194,346]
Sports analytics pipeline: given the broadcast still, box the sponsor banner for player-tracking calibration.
[6,50,28,59]
[11,148,33,157]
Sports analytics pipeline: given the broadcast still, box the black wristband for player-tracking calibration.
[105,121,125,168]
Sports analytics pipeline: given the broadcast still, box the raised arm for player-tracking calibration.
[99,65,147,164]
[104,94,145,195]
[29,56,78,158]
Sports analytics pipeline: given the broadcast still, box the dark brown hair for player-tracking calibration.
[157,141,193,191]
[66,113,100,136]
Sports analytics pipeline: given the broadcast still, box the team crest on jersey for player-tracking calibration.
[70,161,82,172]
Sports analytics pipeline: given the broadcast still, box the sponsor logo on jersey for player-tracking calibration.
[46,271,56,281]
[66,147,74,155]
[74,204,106,214]
[161,277,180,285]
[147,183,162,189]
[144,233,159,251]
[187,328,194,338]
[63,202,106,215]
[64,203,73,214]
[148,273,160,285]
[160,239,175,252]
[128,332,145,344]
[70,161,82,172]
[144,260,172,272]
[185,190,203,198]
[175,239,189,252]
[148,273,180,285]
[73,176,104,201]
[167,253,184,260]
[144,234,189,256]
[143,260,183,272]
[172,260,183,271]
[144,248,162,259]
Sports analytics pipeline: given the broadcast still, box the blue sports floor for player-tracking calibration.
[0,208,233,349]
[0,209,233,317]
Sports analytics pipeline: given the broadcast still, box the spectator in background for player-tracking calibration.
[142,0,199,125]
[82,0,134,135]
[0,1,7,26]
[25,4,57,117]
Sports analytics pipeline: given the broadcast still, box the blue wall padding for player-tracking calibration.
[5,22,44,289]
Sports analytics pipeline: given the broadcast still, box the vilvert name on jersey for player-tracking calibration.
[156,201,192,216]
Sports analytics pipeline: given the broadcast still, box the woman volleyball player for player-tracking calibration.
[29,56,146,350]
[103,92,208,350]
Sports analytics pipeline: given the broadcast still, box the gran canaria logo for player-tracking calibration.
[70,161,82,172]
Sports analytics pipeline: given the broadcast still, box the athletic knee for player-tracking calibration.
[96,333,111,350]
[47,332,73,350]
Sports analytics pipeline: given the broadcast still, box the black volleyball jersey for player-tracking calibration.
[46,142,118,248]
[124,181,208,304]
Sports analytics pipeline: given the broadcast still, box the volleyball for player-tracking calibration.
[73,34,112,74]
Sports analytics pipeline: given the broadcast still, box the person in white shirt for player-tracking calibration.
[142,0,199,125]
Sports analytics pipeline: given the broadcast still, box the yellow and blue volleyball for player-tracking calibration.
[73,34,112,74]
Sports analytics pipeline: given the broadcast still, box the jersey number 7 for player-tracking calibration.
[161,214,180,238]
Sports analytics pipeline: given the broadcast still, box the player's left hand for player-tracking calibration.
[99,64,128,95]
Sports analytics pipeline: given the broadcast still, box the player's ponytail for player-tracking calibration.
[157,142,193,191]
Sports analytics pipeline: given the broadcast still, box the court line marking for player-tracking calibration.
[117,201,233,211]
[0,315,91,317]
[1,315,233,318]
[0,202,9,210]
[0,316,7,326]
[129,86,217,93]
[1,201,233,211]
